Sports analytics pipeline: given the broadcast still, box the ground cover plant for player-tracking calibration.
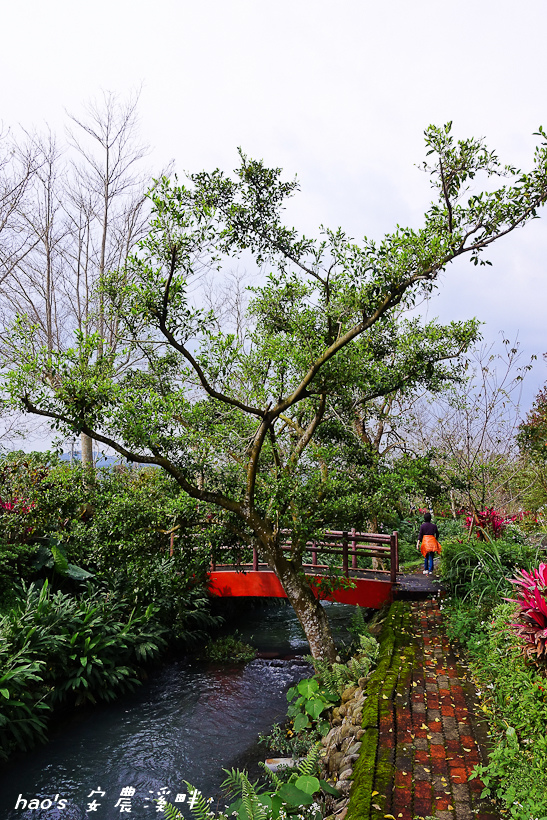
[441,531,547,819]
[199,632,257,663]
[162,743,340,820]
[466,603,547,820]
[260,608,379,759]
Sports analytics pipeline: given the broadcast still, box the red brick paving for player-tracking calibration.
[373,599,500,819]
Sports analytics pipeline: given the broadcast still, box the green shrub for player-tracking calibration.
[462,603,547,820]
[0,581,168,760]
[0,454,212,592]
[285,678,337,735]
[258,722,317,759]
[104,555,220,645]
[165,744,337,820]
[310,615,379,698]
[199,632,256,663]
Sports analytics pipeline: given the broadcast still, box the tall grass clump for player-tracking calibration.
[0,581,168,760]
[441,536,538,610]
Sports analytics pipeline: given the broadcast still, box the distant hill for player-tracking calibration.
[59,451,128,468]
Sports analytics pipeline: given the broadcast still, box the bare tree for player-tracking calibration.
[0,93,152,462]
[66,91,149,340]
[65,92,150,463]
[2,130,71,353]
[0,126,40,290]
[412,338,534,517]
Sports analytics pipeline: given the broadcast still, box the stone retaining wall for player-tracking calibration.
[320,603,414,820]
[320,679,369,820]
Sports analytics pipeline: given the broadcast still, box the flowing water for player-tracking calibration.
[0,601,356,820]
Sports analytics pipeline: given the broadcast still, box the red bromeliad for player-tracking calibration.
[464,508,536,539]
[507,563,547,662]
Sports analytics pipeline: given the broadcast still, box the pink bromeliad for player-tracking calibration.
[507,564,547,661]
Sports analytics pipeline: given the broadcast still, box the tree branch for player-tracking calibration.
[20,396,243,516]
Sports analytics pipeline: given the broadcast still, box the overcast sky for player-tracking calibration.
[2,0,546,445]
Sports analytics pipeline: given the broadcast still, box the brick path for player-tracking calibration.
[374,599,500,820]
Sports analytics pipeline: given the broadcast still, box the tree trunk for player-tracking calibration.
[81,432,93,467]
[266,544,338,662]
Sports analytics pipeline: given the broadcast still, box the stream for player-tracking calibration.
[0,601,356,820]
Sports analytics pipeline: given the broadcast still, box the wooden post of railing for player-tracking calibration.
[342,531,349,576]
[253,545,259,571]
[390,531,399,584]
[350,528,357,569]
[210,550,216,572]
[312,541,317,566]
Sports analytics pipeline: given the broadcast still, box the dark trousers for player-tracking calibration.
[424,552,434,572]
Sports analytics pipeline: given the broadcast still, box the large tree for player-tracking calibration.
[4,123,547,659]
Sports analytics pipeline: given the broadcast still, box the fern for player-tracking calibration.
[221,767,260,797]
[298,742,321,776]
[309,630,379,696]
[181,785,219,820]
[162,804,184,820]
[349,605,367,638]
[258,761,283,790]
[220,769,268,820]
[357,631,379,659]
[241,776,269,820]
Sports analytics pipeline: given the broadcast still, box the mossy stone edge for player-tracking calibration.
[345,601,414,820]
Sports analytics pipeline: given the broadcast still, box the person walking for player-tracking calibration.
[417,512,441,574]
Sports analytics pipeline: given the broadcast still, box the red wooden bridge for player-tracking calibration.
[208,530,400,609]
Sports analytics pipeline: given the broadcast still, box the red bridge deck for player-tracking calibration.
[207,530,400,609]
[208,567,394,608]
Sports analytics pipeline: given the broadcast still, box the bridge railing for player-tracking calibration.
[211,529,399,585]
